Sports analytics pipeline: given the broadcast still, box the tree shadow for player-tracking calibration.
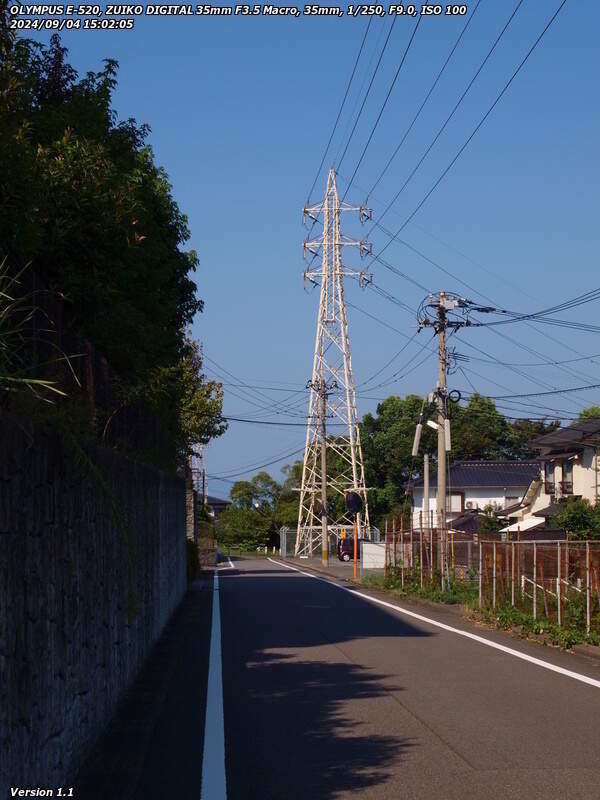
[227,653,414,799]
[220,567,428,798]
[75,566,429,799]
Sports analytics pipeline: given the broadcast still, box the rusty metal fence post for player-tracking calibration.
[400,516,405,589]
[533,542,537,620]
[587,541,591,636]
[420,527,424,589]
[557,541,561,627]
[492,542,497,609]
[511,542,515,607]
[479,541,482,610]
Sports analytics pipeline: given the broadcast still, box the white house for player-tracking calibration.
[409,460,541,524]
[502,418,600,531]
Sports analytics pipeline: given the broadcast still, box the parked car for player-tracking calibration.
[337,537,358,562]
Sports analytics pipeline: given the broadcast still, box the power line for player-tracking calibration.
[356,329,419,388]
[204,356,309,417]
[482,383,600,401]
[224,416,339,427]
[340,14,422,203]
[365,0,523,236]
[209,444,306,480]
[336,16,398,173]
[367,0,569,264]
[306,17,373,205]
[366,0,483,202]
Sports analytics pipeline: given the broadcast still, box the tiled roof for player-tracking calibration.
[533,418,600,449]
[448,511,481,534]
[206,495,231,507]
[412,461,540,490]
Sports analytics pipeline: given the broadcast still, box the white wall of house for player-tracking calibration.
[574,449,599,504]
[519,448,600,521]
[412,486,529,519]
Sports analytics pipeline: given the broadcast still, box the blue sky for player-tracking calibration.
[30,1,600,498]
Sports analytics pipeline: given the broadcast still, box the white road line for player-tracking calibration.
[201,571,227,800]
[228,556,234,569]
[219,573,305,578]
[267,559,600,691]
[267,557,317,579]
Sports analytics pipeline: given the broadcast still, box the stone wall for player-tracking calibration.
[0,412,187,794]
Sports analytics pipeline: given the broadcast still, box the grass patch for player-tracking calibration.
[362,566,600,651]
[362,566,478,606]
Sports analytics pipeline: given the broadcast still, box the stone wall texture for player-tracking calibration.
[0,412,187,794]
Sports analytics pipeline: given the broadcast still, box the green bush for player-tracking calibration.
[186,538,200,584]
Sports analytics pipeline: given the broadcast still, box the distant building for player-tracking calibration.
[502,418,600,532]
[205,495,231,523]
[409,460,541,523]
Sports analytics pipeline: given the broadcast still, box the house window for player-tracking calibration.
[544,462,555,494]
[562,460,573,494]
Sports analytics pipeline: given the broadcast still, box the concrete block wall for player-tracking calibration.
[0,413,187,794]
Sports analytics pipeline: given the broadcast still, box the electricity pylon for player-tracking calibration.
[190,446,207,508]
[295,168,372,557]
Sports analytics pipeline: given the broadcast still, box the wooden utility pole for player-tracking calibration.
[436,294,447,539]
[319,380,329,567]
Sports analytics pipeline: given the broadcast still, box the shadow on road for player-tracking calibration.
[74,575,214,800]
[221,561,428,799]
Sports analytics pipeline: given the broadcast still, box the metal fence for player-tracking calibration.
[382,530,600,636]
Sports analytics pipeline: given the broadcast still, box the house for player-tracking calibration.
[501,418,600,532]
[409,460,541,524]
[205,494,231,523]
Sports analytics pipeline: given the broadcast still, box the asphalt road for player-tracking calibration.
[217,557,600,800]
[74,556,600,800]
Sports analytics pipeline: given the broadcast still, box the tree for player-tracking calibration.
[219,472,284,550]
[552,497,600,540]
[479,504,502,534]
[579,406,600,421]
[450,394,508,460]
[0,28,226,468]
[358,392,559,528]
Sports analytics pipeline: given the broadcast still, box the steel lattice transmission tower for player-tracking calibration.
[295,168,372,557]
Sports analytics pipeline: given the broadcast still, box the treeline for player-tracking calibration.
[219,394,562,548]
[0,24,226,468]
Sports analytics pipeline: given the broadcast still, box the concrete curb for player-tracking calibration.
[572,643,600,661]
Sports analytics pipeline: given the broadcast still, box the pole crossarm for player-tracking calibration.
[295,169,372,557]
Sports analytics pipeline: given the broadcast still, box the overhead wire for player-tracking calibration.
[365,0,569,266]
[366,0,483,202]
[333,19,388,167]
[204,355,309,418]
[336,15,398,173]
[209,444,306,480]
[340,14,422,203]
[365,0,524,239]
[305,17,373,206]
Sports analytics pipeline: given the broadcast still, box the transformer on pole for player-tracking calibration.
[295,168,372,557]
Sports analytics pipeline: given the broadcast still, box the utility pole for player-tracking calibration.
[436,293,447,536]
[295,168,373,558]
[306,378,336,566]
[320,382,327,566]
[418,291,468,574]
